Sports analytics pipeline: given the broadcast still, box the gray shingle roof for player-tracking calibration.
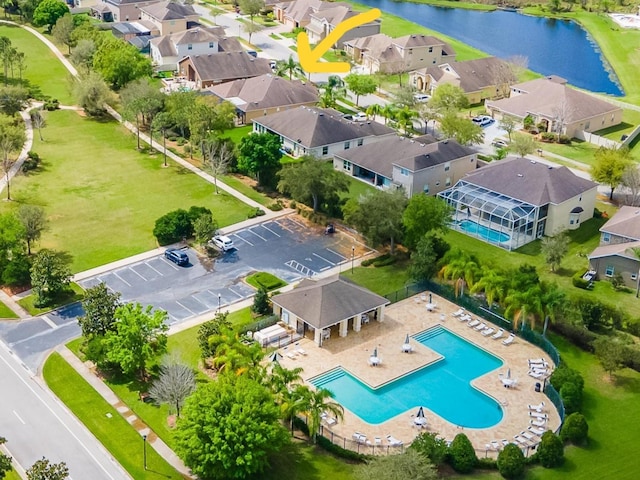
[254,106,395,147]
[206,74,318,112]
[180,52,272,83]
[462,156,597,206]
[419,57,508,94]
[588,240,640,261]
[271,276,389,330]
[599,206,640,240]
[335,135,474,179]
[140,0,196,20]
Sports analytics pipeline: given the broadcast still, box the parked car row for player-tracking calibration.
[165,235,235,267]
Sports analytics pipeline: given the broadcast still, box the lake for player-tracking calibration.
[355,0,624,96]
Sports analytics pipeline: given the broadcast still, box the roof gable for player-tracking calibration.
[180,52,272,82]
[599,206,640,240]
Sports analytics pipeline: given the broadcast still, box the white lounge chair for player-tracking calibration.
[474,322,487,331]
[353,432,367,444]
[528,425,546,436]
[528,371,545,379]
[452,308,464,317]
[530,418,546,427]
[529,411,548,420]
[295,347,307,356]
[459,314,472,322]
[321,412,337,426]
[285,351,296,360]
[482,327,495,337]
[528,358,547,366]
[386,435,403,446]
[490,440,503,451]
[529,402,545,411]
[468,319,480,328]
[491,328,504,340]
[521,431,538,442]
[514,435,533,447]
[374,437,382,446]
[502,333,516,346]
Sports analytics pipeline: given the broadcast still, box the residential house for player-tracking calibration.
[111,21,156,51]
[485,76,623,139]
[589,206,640,288]
[150,27,242,71]
[252,106,396,159]
[271,275,389,347]
[139,0,199,35]
[409,57,512,104]
[438,156,597,250]
[178,52,272,89]
[206,74,318,125]
[274,0,347,29]
[344,33,455,74]
[333,135,477,196]
[91,0,160,22]
[305,5,380,49]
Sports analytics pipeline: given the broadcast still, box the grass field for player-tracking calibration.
[0,298,18,319]
[43,353,185,480]
[0,110,252,272]
[0,24,74,104]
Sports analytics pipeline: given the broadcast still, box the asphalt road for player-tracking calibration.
[0,343,130,479]
[0,216,366,371]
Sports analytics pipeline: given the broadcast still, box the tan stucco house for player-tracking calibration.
[333,135,477,197]
[589,206,640,288]
[486,76,623,139]
[438,156,598,250]
[305,5,380,49]
[206,74,319,125]
[139,0,199,35]
[178,52,272,89]
[271,276,389,347]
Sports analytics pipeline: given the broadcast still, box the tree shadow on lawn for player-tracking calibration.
[612,371,640,393]
[260,442,327,480]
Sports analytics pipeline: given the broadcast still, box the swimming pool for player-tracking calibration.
[311,326,504,428]
[458,220,510,244]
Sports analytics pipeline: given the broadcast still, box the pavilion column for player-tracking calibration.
[377,305,385,322]
[339,319,348,337]
[314,327,322,346]
[353,314,362,332]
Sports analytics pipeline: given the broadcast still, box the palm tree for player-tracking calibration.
[381,104,396,125]
[280,384,311,434]
[438,253,481,297]
[268,363,304,399]
[470,267,508,308]
[276,55,303,81]
[365,103,383,121]
[504,286,543,331]
[302,388,344,443]
[318,75,346,108]
[540,281,565,336]
[395,105,417,136]
[418,103,440,134]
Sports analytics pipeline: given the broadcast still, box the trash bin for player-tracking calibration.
[535,382,541,393]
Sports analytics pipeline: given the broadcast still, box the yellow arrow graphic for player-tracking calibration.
[297,8,381,74]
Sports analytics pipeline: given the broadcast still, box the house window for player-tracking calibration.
[322,146,328,155]
[603,232,611,243]
[632,273,638,281]
[435,181,440,186]
[423,184,429,193]
[445,177,451,186]
[357,139,363,146]
[444,162,450,171]
[344,141,350,150]
[188,44,193,50]
[605,265,614,277]
[400,168,409,176]
[428,47,433,53]
[343,160,351,171]
[209,42,215,48]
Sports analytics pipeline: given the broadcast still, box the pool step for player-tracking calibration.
[312,368,345,388]
[413,326,444,343]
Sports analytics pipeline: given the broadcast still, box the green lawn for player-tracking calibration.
[0,110,252,272]
[0,298,18,319]
[0,25,74,104]
[246,271,286,290]
[540,140,600,167]
[43,353,185,480]
[4,470,21,480]
[17,282,84,316]
[340,174,375,201]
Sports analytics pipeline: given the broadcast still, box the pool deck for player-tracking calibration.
[278,292,561,456]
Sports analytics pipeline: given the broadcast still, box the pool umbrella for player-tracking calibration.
[269,351,282,363]
[372,347,378,358]
[416,406,425,418]
[429,293,432,303]
[404,334,410,344]
[506,368,511,379]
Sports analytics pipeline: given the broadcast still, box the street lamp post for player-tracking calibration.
[351,246,355,274]
[218,293,221,312]
[142,434,147,470]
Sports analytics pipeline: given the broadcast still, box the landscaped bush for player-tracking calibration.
[362,253,390,267]
[551,321,597,352]
[251,286,271,315]
[246,272,286,291]
[247,207,266,219]
[536,431,564,468]
[572,271,590,289]
[560,412,589,444]
[410,432,448,466]
[268,200,284,211]
[496,443,525,478]
[22,151,41,172]
[540,132,556,142]
[373,255,397,267]
[316,435,367,462]
[476,457,497,470]
[550,364,584,414]
[153,209,193,245]
[558,135,571,144]
[447,433,477,473]
[43,98,59,110]
[1,253,32,286]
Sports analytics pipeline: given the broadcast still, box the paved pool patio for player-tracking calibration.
[277,291,561,456]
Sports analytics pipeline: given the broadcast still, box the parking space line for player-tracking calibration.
[129,268,147,281]
[189,296,208,312]
[274,219,295,233]
[326,248,346,260]
[41,315,57,329]
[233,234,254,246]
[146,262,163,276]
[227,287,245,299]
[161,258,180,270]
[175,301,195,315]
[287,217,306,229]
[312,252,335,265]
[247,228,267,241]
[261,224,281,237]
[113,272,132,287]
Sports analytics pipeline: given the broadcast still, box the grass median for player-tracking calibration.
[43,352,185,480]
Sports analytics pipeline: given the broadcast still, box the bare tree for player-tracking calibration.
[242,21,261,44]
[0,117,26,200]
[499,115,518,142]
[148,357,196,418]
[622,164,640,206]
[30,108,46,141]
[552,99,574,141]
[204,138,234,194]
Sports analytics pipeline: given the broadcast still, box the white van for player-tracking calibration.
[212,235,235,251]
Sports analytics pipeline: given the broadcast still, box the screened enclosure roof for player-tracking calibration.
[439,180,537,222]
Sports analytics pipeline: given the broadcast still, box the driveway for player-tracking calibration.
[0,216,370,370]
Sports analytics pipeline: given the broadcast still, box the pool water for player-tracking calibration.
[311,326,504,428]
[458,220,510,243]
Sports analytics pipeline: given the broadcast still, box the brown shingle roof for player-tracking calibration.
[181,52,272,83]
[599,206,640,240]
[254,106,395,148]
[140,0,197,20]
[462,156,597,206]
[206,74,318,112]
[588,240,640,261]
[393,34,445,48]
[271,276,389,330]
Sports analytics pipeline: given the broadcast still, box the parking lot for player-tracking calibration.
[78,215,369,324]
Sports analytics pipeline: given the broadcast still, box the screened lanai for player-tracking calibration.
[438,180,545,250]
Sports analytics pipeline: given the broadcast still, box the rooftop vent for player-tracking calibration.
[517,173,524,177]
[318,112,324,116]
[530,160,536,164]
